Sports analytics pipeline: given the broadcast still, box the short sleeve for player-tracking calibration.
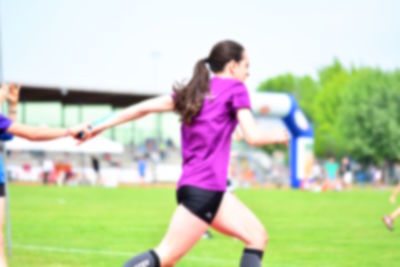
[0,114,12,133]
[0,132,13,141]
[231,83,251,114]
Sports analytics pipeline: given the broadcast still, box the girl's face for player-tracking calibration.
[231,51,250,82]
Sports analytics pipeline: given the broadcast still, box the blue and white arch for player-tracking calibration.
[251,92,314,188]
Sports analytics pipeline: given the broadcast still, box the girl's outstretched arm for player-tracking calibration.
[0,84,82,141]
[237,108,288,147]
[79,95,175,142]
[6,123,72,141]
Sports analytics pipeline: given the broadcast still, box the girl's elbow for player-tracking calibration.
[245,135,261,147]
[25,132,40,141]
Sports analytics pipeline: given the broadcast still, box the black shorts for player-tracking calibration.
[177,186,224,224]
[0,183,5,197]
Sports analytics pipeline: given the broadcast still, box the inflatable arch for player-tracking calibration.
[251,92,314,188]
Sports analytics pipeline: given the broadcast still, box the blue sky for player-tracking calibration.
[1,0,399,94]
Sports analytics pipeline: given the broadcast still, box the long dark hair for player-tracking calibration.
[173,40,244,124]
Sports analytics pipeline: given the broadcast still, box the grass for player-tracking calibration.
[6,185,400,267]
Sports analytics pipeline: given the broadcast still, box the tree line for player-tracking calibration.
[258,60,400,166]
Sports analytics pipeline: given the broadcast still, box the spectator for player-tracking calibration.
[91,156,101,185]
[42,158,54,185]
[372,166,383,188]
[137,156,147,183]
[340,156,353,189]
[323,156,339,190]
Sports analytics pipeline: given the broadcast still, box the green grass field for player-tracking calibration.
[6,185,400,267]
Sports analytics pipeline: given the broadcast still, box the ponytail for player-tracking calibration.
[173,40,244,125]
[173,58,210,125]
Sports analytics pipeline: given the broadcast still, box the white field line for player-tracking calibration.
[12,243,237,265]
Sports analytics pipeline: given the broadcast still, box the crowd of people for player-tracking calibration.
[300,155,400,192]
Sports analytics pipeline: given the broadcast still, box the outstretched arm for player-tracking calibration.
[237,108,288,147]
[79,95,175,141]
[0,84,81,141]
[6,123,72,141]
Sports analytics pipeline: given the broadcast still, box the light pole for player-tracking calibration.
[151,51,162,142]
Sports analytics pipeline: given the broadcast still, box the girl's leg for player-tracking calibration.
[390,206,400,221]
[210,193,268,267]
[383,206,400,231]
[0,197,7,267]
[124,205,208,267]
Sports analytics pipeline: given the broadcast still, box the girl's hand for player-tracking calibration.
[77,127,103,145]
[0,84,9,102]
[68,123,92,139]
[69,123,102,144]
[7,84,21,105]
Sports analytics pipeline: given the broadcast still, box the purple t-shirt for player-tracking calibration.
[175,77,251,191]
[0,114,12,133]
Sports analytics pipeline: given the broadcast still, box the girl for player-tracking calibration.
[0,83,20,267]
[0,84,83,267]
[80,40,288,267]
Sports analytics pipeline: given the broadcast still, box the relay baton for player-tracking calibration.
[77,112,117,139]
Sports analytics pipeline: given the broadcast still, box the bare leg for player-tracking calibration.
[124,205,208,267]
[154,205,209,266]
[390,182,400,204]
[211,193,267,266]
[390,206,400,221]
[211,193,268,249]
[125,204,207,267]
[383,205,400,231]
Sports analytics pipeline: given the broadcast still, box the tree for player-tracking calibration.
[338,68,400,164]
[312,62,350,156]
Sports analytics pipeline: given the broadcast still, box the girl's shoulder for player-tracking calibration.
[211,77,248,96]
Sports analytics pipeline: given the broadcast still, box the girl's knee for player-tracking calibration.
[259,228,269,248]
[255,227,269,249]
[244,226,268,250]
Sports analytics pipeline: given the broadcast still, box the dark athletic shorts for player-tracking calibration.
[177,185,224,224]
[0,184,5,197]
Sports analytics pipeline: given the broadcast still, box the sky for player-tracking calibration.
[1,0,399,95]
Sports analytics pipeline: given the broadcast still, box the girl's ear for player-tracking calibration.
[226,60,237,75]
